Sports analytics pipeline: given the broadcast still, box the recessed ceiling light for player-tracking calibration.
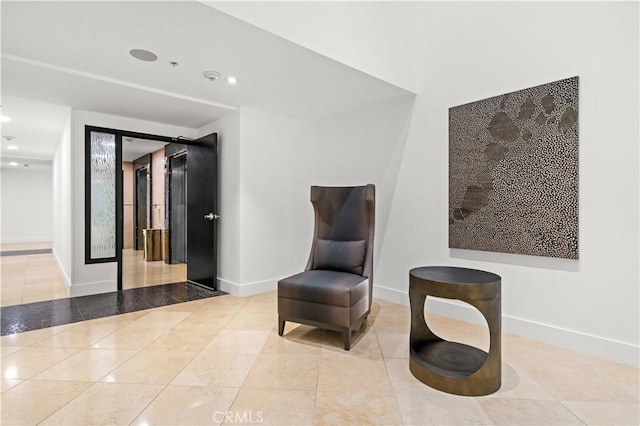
[1,115,11,123]
[129,48,158,62]
[203,70,222,82]
[227,76,238,85]
[9,161,18,166]
[7,145,18,150]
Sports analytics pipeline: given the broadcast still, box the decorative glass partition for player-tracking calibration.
[86,129,118,262]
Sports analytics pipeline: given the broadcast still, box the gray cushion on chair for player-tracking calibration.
[313,239,366,275]
[278,270,368,308]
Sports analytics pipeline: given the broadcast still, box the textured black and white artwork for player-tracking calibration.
[449,77,579,259]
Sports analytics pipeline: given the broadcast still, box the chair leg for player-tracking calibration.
[278,317,285,336]
[343,329,351,351]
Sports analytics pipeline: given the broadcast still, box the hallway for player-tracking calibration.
[122,249,186,290]
[1,244,187,307]
[0,242,66,307]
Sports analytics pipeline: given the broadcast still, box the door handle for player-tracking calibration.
[204,213,219,220]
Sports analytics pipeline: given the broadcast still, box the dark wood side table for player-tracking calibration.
[409,266,501,396]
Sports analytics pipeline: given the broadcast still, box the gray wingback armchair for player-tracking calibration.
[278,184,375,350]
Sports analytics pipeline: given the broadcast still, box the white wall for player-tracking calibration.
[52,115,73,288]
[205,100,414,297]
[317,97,415,270]
[375,2,639,366]
[235,108,320,295]
[1,168,53,243]
[208,1,419,93]
[70,109,197,296]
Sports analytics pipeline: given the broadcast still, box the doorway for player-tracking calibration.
[84,126,219,291]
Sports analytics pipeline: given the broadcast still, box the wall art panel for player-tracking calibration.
[449,77,579,259]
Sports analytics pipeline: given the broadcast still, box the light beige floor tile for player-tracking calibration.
[131,385,239,426]
[243,353,319,390]
[480,398,583,425]
[224,311,278,331]
[315,390,403,425]
[579,358,640,401]
[385,358,443,396]
[90,326,167,350]
[485,362,555,400]
[1,345,25,358]
[124,310,192,330]
[317,351,393,392]
[321,328,383,358]
[397,390,494,425]
[146,327,220,352]
[102,349,197,384]
[172,351,258,387]
[33,325,117,348]
[33,348,137,382]
[1,380,92,425]
[377,303,411,317]
[372,312,411,333]
[202,330,270,353]
[524,360,638,403]
[562,400,640,425]
[377,332,410,360]
[1,346,79,379]
[22,291,69,304]
[40,382,164,425]
[198,295,251,313]
[0,378,22,393]
[278,324,326,348]
[227,388,315,425]
[240,292,277,313]
[0,325,69,347]
[261,332,323,356]
[174,310,236,330]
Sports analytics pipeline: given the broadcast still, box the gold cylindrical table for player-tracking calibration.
[409,266,501,396]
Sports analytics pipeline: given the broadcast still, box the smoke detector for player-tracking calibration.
[203,70,222,82]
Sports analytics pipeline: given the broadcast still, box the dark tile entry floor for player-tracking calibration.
[1,282,226,335]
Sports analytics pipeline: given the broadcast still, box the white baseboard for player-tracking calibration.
[51,248,72,296]
[373,284,639,368]
[373,284,409,306]
[69,280,116,297]
[218,278,277,297]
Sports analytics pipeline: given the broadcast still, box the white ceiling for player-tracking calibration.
[122,137,169,162]
[1,1,414,161]
[0,96,70,170]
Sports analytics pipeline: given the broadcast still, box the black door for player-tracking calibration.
[169,154,187,263]
[135,167,148,250]
[186,133,218,289]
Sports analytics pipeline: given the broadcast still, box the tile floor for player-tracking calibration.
[0,242,67,307]
[0,282,225,335]
[1,292,638,425]
[1,245,187,307]
[122,249,186,290]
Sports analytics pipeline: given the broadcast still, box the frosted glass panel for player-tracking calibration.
[90,131,116,259]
